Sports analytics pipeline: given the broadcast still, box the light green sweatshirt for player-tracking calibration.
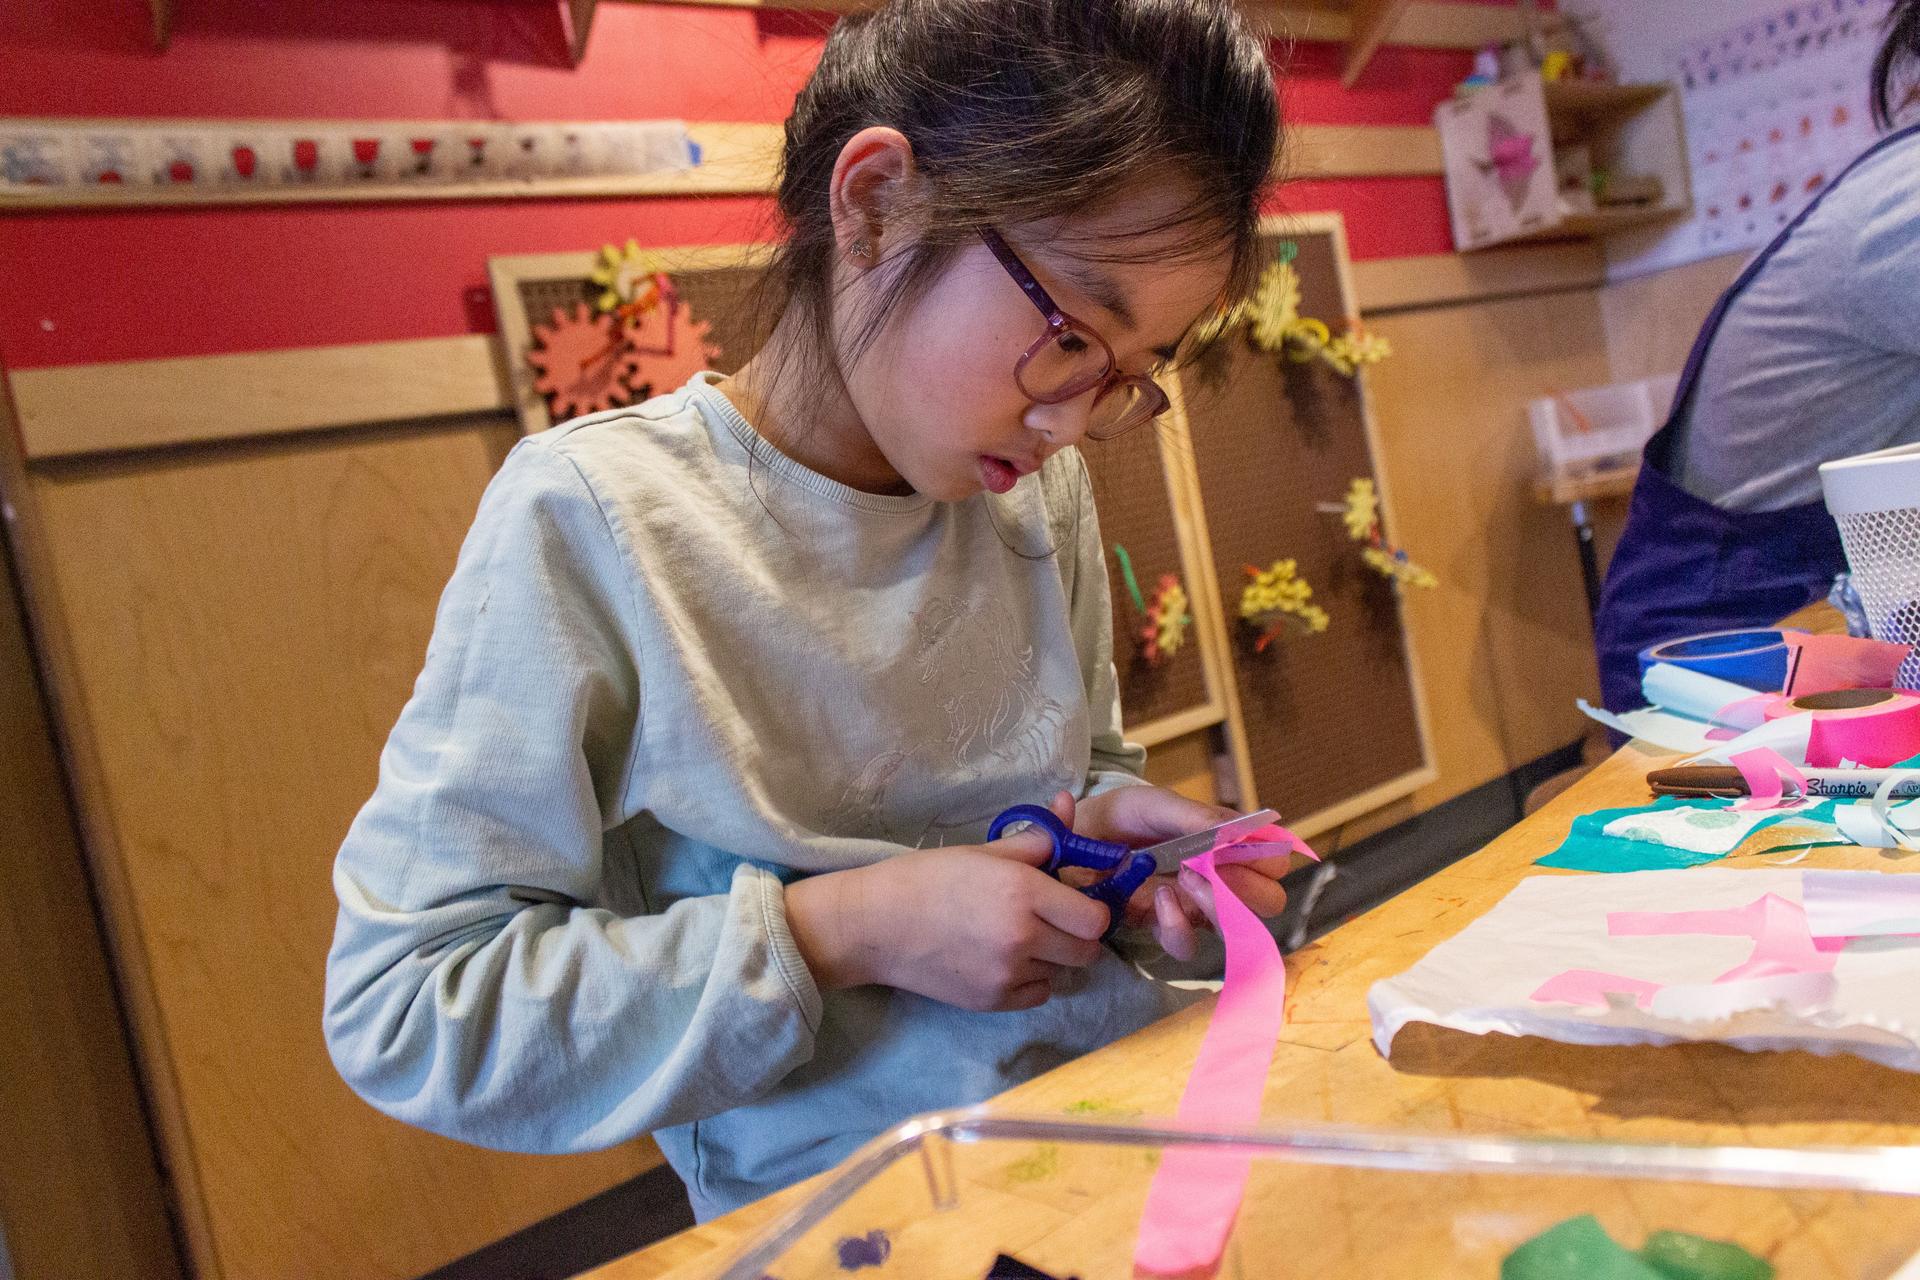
[323,373,1197,1218]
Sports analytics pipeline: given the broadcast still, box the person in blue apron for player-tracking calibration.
[1594,0,1920,711]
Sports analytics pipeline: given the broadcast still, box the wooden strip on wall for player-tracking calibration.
[0,121,783,210]
[1352,242,1608,314]
[1289,123,1441,178]
[10,334,511,460]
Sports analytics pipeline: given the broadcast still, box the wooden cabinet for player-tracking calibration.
[0,362,668,1280]
[0,501,182,1280]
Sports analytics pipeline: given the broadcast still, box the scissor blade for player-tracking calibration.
[1143,808,1282,875]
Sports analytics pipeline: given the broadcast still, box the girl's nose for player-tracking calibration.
[1022,388,1097,447]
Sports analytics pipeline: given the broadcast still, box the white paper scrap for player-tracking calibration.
[1368,869,1920,1073]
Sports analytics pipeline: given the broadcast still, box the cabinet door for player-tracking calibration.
[0,505,182,1280]
[15,402,664,1280]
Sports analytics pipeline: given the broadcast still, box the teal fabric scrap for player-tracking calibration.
[1537,796,1847,873]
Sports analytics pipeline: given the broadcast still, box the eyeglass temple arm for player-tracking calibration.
[978,228,1065,326]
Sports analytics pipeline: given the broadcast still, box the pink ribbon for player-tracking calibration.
[1532,893,1839,1012]
[1132,822,1316,1278]
[1728,747,1808,811]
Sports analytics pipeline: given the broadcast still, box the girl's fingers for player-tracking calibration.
[1089,785,1239,846]
[1049,789,1077,827]
[1218,863,1288,918]
[1176,866,1219,928]
[1154,885,1196,962]
[1175,864,1288,923]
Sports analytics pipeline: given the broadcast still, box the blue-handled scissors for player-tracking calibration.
[987,804,1283,937]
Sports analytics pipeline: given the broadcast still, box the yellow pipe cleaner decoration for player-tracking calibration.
[1220,245,1392,378]
[590,240,657,314]
[1326,477,1437,589]
[1239,559,1330,652]
[1142,575,1192,665]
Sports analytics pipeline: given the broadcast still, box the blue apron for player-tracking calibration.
[1592,123,1920,712]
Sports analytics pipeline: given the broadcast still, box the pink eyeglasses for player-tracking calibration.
[979,228,1172,441]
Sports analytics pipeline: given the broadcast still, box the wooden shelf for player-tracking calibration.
[1554,204,1688,238]
[1533,466,1638,507]
[0,117,1448,211]
[1543,79,1669,120]
[620,0,1531,57]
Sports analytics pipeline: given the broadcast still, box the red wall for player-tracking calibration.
[0,0,1504,370]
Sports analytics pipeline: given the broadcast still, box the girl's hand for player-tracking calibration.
[1061,786,1294,962]
[784,793,1110,1012]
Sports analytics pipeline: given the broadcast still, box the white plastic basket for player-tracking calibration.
[1528,372,1679,485]
[1822,442,1920,688]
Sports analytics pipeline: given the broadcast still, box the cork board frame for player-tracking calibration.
[492,243,1232,749]
[1080,419,1232,750]
[1168,212,1436,837]
[489,243,769,434]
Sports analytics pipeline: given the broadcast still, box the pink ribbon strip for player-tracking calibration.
[1729,747,1809,811]
[1531,893,1839,1012]
[1132,823,1316,1279]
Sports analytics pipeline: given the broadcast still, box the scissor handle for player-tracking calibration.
[987,804,1154,938]
[988,804,1129,874]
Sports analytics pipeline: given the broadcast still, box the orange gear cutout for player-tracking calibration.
[528,302,645,420]
[623,280,722,398]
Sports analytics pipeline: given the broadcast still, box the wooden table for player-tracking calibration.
[590,614,1920,1279]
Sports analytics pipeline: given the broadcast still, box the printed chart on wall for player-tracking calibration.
[1590,0,1893,276]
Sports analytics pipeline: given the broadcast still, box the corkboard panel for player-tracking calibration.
[1080,427,1213,734]
[490,246,769,433]
[1176,224,1432,826]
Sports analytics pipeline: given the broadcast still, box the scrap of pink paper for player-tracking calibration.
[1784,633,1913,696]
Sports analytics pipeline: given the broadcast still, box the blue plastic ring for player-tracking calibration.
[1636,628,1794,692]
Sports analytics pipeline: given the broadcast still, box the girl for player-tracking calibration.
[325,0,1290,1220]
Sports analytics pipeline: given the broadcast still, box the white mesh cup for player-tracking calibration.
[1821,443,1920,688]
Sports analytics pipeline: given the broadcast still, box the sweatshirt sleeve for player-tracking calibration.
[322,436,822,1154]
[1059,450,1150,798]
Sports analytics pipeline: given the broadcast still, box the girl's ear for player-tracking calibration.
[829,126,921,268]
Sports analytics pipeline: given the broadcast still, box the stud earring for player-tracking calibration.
[850,239,873,260]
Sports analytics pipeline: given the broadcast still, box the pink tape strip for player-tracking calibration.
[1728,747,1807,811]
[1529,969,1663,1009]
[1132,823,1316,1279]
[1533,894,1838,1012]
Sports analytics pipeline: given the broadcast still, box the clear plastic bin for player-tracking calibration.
[706,1109,1920,1279]
[1529,373,1680,486]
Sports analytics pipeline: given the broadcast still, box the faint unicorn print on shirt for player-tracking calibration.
[828,595,1074,846]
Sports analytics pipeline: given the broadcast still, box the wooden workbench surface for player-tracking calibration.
[590,610,1920,1279]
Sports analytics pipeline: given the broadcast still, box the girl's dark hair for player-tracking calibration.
[752,0,1281,403]
[1874,0,1920,129]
